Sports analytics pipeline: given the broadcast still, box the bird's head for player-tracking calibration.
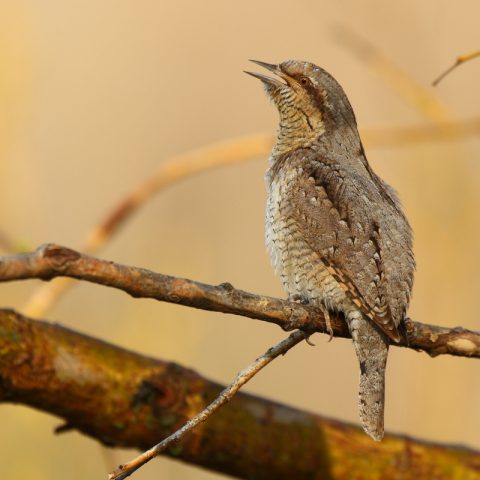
[246,59,357,154]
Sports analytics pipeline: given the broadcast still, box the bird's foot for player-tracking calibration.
[402,317,416,346]
[288,293,310,305]
[319,304,334,342]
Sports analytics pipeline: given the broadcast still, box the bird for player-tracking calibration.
[245,59,415,441]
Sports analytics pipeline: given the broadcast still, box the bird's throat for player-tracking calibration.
[272,106,325,158]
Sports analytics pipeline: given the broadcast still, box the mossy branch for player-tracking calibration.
[0,309,479,479]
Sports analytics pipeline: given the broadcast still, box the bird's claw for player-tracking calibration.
[319,304,334,342]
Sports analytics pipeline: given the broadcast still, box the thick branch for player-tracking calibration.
[1,244,479,358]
[0,309,479,480]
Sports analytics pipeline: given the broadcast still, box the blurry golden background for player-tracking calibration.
[1,1,479,478]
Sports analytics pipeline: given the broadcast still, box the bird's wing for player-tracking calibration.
[284,150,412,342]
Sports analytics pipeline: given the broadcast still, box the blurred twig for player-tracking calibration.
[22,133,272,317]
[109,330,308,480]
[362,117,480,147]
[0,230,15,255]
[21,118,480,318]
[81,134,272,253]
[334,26,454,125]
[433,50,480,86]
[3,244,479,358]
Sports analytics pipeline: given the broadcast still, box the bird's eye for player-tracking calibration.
[300,76,309,86]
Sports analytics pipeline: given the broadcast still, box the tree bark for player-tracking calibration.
[0,309,478,480]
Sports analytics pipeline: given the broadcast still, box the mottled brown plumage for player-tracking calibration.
[246,59,415,440]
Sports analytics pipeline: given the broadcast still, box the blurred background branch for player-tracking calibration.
[0,230,16,255]
[1,308,479,480]
[22,133,272,318]
[333,26,455,125]
[21,117,480,320]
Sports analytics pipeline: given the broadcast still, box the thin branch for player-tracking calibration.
[433,50,480,86]
[1,243,479,359]
[2,309,479,479]
[109,330,307,480]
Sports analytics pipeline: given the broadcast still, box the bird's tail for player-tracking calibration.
[345,311,389,441]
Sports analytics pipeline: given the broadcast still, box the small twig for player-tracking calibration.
[433,50,480,86]
[1,244,479,358]
[108,329,307,480]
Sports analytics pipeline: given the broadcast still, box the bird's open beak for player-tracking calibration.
[244,60,287,88]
